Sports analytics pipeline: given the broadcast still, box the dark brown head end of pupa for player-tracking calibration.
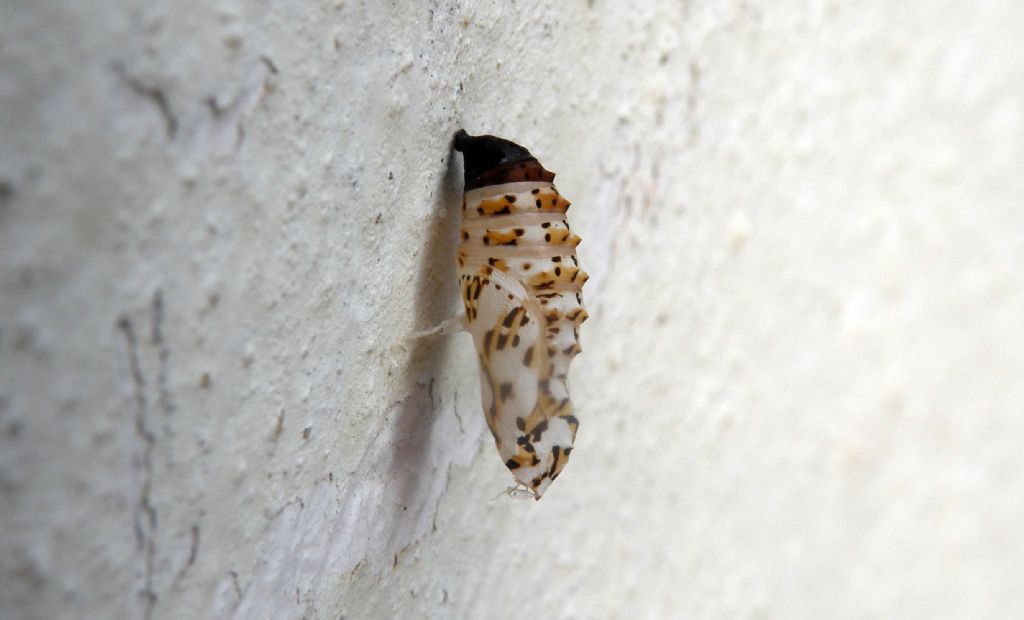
[453,130,555,190]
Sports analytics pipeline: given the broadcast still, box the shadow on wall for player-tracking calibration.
[226,138,484,618]
[390,135,465,512]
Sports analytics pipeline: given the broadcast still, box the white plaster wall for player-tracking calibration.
[3,1,1024,618]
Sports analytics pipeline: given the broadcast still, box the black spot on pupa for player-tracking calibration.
[506,458,521,470]
[552,255,561,262]
[549,445,562,475]
[542,222,551,229]
[505,194,516,203]
[554,267,561,276]
[531,188,540,194]
[536,199,542,208]
[523,345,534,366]
[499,382,513,401]
[530,421,549,442]
[516,417,526,431]
[512,334,520,347]
[544,233,551,242]
[502,309,520,328]
[514,228,525,236]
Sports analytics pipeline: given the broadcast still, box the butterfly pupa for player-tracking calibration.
[452,129,588,500]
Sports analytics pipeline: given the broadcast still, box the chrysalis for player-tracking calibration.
[453,129,588,500]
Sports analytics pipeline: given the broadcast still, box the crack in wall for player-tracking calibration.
[196,58,277,158]
[174,525,200,584]
[116,315,158,620]
[151,290,176,430]
[0,177,14,210]
[111,57,277,159]
[112,63,178,139]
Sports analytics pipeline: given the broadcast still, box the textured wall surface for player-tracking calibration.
[3,1,1024,618]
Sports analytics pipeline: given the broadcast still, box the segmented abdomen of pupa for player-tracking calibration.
[453,129,588,499]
